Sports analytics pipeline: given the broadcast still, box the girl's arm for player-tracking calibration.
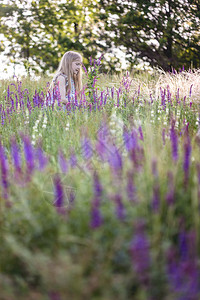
[57,75,68,104]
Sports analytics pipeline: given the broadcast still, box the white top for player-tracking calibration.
[50,73,76,106]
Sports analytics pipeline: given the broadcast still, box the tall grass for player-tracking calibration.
[0,67,200,300]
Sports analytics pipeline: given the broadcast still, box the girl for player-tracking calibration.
[49,51,83,108]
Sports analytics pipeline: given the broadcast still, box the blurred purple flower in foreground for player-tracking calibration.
[58,150,68,173]
[167,230,200,299]
[69,152,77,168]
[165,171,175,206]
[10,137,22,174]
[126,170,137,202]
[130,219,150,285]
[21,134,35,179]
[93,171,103,198]
[90,171,103,229]
[81,137,93,161]
[53,174,65,214]
[107,143,123,175]
[183,134,191,185]
[35,146,48,171]
[114,194,126,221]
[170,119,178,162]
[90,197,104,229]
[0,142,9,199]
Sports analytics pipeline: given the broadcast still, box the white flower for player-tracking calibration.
[109,121,115,127]
[117,119,124,128]
[158,117,160,121]
[135,119,142,127]
[110,113,117,122]
[122,150,127,157]
[42,124,47,128]
[110,129,116,135]
[66,123,70,131]
[32,134,36,139]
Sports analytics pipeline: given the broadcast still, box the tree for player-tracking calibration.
[98,0,200,70]
[0,0,105,74]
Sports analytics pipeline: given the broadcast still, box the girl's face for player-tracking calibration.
[72,59,82,75]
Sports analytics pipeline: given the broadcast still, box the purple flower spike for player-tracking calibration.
[126,171,137,202]
[114,194,126,221]
[95,123,110,161]
[90,197,103,229]
[151,183,160,213]
[69,152,77,168]
[21,134,35,178]
[183,135,191,185]
[92,76,97,89]
[93,171,103,198]
[53,174,65,214]
[90,171,104,229]
[35,146,48,171]
[81,137,93,161]
[123,128,138,152]
[10,137,22,174]
[58,150,68,173]
[108,144,123,174]
[167,230,199,299]
[138,126,144,141]
[165,171,175,206]
[81,63,88,76]
[170,119,178,162]
[130,219,150,285]
[0,142,9,199]
[189,84,193,97]
[111,87,114,99]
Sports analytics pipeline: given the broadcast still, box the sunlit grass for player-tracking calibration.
[0,68,200,299]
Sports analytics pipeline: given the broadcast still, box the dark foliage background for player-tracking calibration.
[0,0,200,74]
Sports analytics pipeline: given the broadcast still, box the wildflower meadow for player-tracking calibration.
[0,60,200,300]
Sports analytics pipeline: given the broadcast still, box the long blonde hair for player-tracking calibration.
[52,51,83,94]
